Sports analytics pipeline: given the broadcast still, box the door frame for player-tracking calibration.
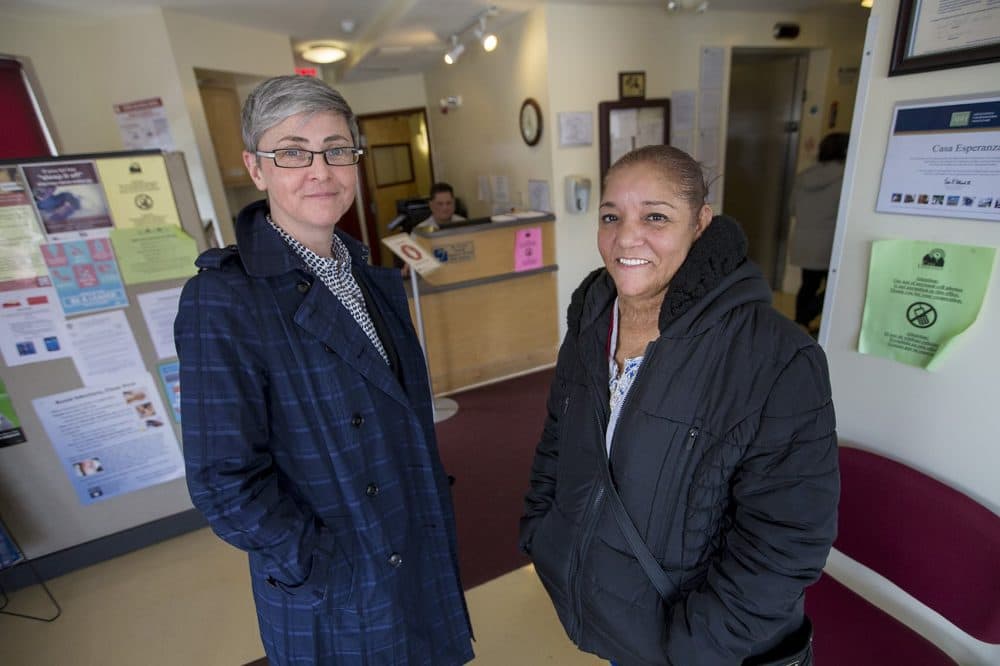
[356,107,435,266]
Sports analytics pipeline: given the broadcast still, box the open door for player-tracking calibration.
[357,108,434,267]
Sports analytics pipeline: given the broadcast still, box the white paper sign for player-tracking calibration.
[381,234,442,276]
[33,373,184,505]
[137,287,183,360]
[65,310,146,385]
[0,287,72,367]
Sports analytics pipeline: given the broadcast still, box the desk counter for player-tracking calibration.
[407,214,559,394]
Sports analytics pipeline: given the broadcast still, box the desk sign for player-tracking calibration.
[381,233,441,275]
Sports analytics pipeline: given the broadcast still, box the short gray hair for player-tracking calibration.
[241,75,359,152]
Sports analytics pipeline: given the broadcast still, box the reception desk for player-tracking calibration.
[407,214,559,394]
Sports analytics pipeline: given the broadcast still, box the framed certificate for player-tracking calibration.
[890,0,1000,76]
[598,98,670,188]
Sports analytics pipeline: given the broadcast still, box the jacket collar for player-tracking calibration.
[235,199,370,278]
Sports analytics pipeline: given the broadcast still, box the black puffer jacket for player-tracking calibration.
[520,215,839,665]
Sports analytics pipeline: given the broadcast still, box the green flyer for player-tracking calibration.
[110,225,199,285]
[0,376,27,447]
[859,239,996,370]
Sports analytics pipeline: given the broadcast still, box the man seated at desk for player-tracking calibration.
[413,182,465,232]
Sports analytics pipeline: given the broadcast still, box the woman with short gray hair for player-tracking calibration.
[176,75,474,665]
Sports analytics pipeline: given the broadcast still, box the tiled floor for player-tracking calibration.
[0,527,602,665]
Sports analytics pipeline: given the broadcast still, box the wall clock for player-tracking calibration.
[519,98,542,146]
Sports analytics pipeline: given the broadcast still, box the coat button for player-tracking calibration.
[388,552,403,568]
[323,344,334,353]
[297,281,310,294]
[266,576,278,588]
[365,483,379,497]
[351,414,364,427]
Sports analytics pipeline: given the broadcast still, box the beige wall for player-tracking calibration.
[0,7,296,246]
[544,4,869,331]
[424,6,552,219]
[334,73,428,116]
[161,10,295,244]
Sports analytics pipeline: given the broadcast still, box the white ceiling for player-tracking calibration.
[4,0,864,81]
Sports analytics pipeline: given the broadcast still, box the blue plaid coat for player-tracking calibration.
[175,200,474,665]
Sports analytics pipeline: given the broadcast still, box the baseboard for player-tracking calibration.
[0,509,206,592]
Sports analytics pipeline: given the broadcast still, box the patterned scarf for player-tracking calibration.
[267,215,389,365]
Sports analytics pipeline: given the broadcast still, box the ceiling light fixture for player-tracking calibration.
[860,0,873,7]
[442,5,500,65]
[667,0,709,12]
[444,36,465,65]
[301,44,347,64]
[474,17,499,52]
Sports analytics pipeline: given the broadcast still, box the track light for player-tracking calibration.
[442,5,499,65]
[444,36,464,65]
[474,17,499,52]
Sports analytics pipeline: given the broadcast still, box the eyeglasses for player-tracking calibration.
[255,147,364,168]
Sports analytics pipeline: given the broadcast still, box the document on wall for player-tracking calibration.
[40,238,129,316]
[671,90,696,134]
[699,47,725,90]
[137,287,183,360]
[113,97,176,151]
[875,94,1000,223]
[33,373,184,505]
[908,0,1000,58]
[65,310,146,385]
[698,89,722,130]
[0,287,72,367]
[158,361,181,424]
[95,155,182,230]
[528,179,552,213]
[858,239,995,370]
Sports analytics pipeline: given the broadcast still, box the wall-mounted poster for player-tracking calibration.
[40,239,129,316]
[95,156,182,230]
[22,161,113,240]
[875,94,1000,223]
[0,165,50,292]
[33,373,184,505]
[0,376,27,448]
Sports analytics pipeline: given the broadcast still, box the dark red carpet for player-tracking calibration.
[436,367,554,590]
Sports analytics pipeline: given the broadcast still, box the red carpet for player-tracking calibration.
[436,367,555,590]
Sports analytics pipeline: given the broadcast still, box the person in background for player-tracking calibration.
[520,145,838,666]
[174,75,473,666]
[414,182,465,232]
[789,132,849,334]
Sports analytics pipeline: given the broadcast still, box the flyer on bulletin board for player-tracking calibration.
[21,161,114,240]
[32,373,185,505]
[0,376,27,448]
[858,239,996,370]
[95,155,182,230]
[40,238,129,316]
[0,166,51,293]
[109,226,198,285]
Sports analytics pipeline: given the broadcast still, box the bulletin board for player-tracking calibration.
[0,150,209,562]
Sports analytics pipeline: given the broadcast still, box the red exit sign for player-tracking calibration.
[295,67,318,77]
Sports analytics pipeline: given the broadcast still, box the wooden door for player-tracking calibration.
[199,85,252,187]
[358,109,433,267]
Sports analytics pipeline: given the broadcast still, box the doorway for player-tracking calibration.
[722,49,807,289]
[357,108,434,266]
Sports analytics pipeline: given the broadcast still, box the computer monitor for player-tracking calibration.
[389,197,431,233]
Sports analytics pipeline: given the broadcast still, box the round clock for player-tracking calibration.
[519,98,542,146]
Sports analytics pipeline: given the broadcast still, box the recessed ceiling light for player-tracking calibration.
[301,44,347,64]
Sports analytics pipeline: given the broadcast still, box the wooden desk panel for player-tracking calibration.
[408,271,559,395]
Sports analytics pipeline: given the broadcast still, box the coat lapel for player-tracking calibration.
[293,280,410,408]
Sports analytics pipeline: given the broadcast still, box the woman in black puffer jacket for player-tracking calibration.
[520,145,839,666]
